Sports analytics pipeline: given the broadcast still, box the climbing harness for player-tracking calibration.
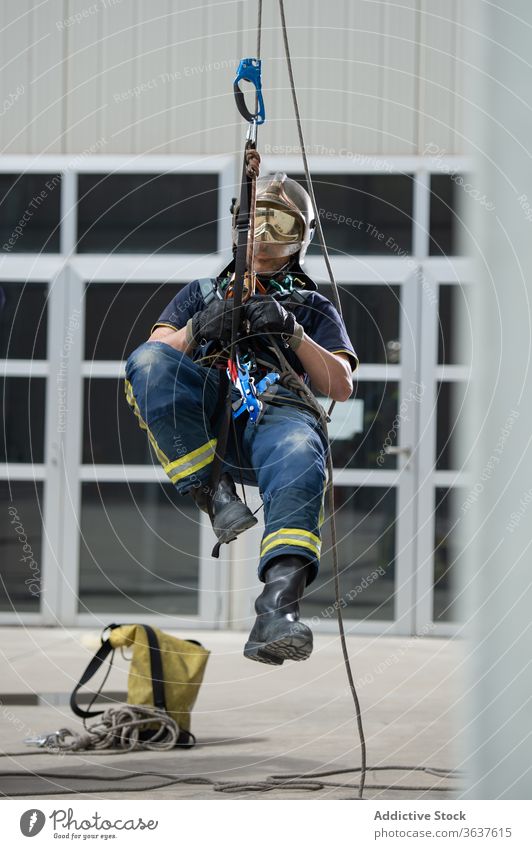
[228,352,279,423]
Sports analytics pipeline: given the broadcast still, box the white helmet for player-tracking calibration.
[232,172,316,264]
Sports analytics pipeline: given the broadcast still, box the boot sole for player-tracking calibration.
[243,631,313,666]
[215,512,258,546]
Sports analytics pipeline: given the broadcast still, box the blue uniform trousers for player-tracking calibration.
[125,341,327,583]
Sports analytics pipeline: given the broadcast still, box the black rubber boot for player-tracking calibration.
[191,473,257,545]
[244,555,313,665]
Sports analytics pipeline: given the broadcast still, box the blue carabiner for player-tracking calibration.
[233,57,266,125]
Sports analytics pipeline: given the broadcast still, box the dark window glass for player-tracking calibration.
[78,483,200,615]
[436,381,468,471]
[0,174,61,253]
[85,282,186,361]
[296,174,413,255]
[438,283,472,365]
[430,174,466,256]
[302,486,396,621]
[0,481,43,611]
[434,487,462,622]
[83,378,154,465]
[77,173,218,254]
[320,284,401,364]
[0,378,46,462]
[0,282,47,359]
[324,381,399,470]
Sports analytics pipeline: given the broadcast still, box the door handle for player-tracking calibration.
[384,446,412,457]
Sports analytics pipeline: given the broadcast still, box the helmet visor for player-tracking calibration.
[254,203,304,246]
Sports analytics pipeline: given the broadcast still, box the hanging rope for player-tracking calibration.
[277,0,367,799]
[278,0,342,317]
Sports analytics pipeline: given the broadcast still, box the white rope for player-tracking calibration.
[37,705,179,753]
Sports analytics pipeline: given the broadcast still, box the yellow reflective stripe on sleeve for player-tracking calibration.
[124,379,169,467]
[261,527,321,547]
[150,322,179,335]
[260,537,321,558]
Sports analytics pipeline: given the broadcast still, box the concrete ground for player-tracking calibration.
[0,627,464,800]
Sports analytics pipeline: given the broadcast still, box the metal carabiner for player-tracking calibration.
[233,58,266,125]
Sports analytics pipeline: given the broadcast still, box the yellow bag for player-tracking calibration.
[70,623,210,747]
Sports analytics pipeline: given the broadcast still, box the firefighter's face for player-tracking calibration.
[253,253,289,273]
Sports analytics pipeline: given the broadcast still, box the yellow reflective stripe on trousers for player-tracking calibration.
[164,438,217,483]
[260,528,321,558]
[124,379,170,467]
[261,527,321,547]
[260,537,321,558]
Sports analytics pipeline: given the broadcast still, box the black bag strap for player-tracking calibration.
[141,623,166,712]
[69,632,116,719]
[70,622,167,719]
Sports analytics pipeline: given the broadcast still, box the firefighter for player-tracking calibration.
[125,161,358,665]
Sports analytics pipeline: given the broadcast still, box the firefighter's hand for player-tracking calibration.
[245,148,261,179]
[186,299,238,348]
[243,295,304,349]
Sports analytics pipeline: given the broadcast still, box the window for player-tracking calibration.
[0,174,61,253]
[430,174,466,256]
[84,282,186,361]
[297,174,413,256]
[321,283,401,364]
[0,282,47,359]
[0,378,46,463]
[77,173,218,253]
[302,486,396,622]
[78,483,200,615]
[0,481,43,612]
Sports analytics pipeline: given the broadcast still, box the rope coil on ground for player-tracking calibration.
[31,706,180,753]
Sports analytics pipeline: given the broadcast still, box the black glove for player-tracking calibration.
[243,295,304,349]
[186,298,239,348]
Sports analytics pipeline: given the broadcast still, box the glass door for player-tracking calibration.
[227,259,423,636]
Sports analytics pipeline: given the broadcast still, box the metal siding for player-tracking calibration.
[30,1,65,154]
[203,0,240,157]
[64,0,104,154]
[345,0,385,155]
[167,1,207,155]
[381,0,418,155]
[135,1,172,155]
[0,1,465,155]
[100,0,139,154]
[310,2,349,153]
[418,0,456,154]
[272,0,314,154]
[0,0,32,153]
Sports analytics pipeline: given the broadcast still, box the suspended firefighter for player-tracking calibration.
[124,156,358,665]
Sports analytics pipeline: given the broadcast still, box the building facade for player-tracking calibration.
[0,0,468,634]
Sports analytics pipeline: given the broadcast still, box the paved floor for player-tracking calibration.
[0,627,464,800]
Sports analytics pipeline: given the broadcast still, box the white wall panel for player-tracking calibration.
[167,1,207,155]
[0,0,32,153]
[100,0,138,154]
[63,0,104,153]
[345,0,384,155]
[135,1,172,154]
[381,0,418,155]
[30,1,65,154]
[203,0,240,157]
[310,1,350,153]
[418,0,457,154]
[0,1,466,156]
